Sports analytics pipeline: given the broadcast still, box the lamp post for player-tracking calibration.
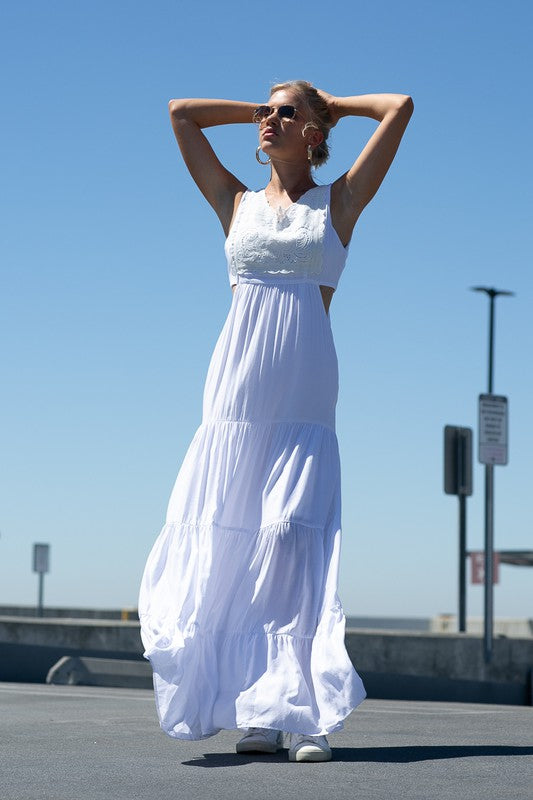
[470,287,514,663]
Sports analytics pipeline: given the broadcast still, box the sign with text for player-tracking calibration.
[478,394,508,465]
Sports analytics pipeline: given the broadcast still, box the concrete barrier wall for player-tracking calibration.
[0,616,143,653]
[345,628,533,705]
[1,617,531,703]
[0,616,144,684]
[345,628,533,684]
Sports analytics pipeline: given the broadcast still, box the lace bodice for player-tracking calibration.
[224,184,349,289]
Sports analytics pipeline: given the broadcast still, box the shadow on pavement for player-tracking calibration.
[182,744,533,767]
[182,752,288,767]
[332,745,533,763]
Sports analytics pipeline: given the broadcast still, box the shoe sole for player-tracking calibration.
[288,747,332,762]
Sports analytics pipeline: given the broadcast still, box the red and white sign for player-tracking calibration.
[470,551,500,584]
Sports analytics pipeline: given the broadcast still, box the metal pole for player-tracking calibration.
[484,466,494,661]
[456,428,467,633]
[488,292,495,394]
[484,292,495,662]
[38,573,44,618]
[458,492,466,632]
[470,286,514,664]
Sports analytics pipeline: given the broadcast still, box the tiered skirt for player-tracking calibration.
[139,279,366,739]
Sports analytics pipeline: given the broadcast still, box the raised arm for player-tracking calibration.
[321,92,414,246]
[168,98,256,235]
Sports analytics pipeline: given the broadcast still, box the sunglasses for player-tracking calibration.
[252,104,300,123]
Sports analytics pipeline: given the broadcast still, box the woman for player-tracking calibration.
[139,81,413,762]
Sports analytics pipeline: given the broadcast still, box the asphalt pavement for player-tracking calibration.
[1,682,532,800]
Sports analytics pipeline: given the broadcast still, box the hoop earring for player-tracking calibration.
[256,146,271,165]
[307,145,313,164]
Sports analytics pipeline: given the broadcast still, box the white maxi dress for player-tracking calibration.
[139,183,366,740]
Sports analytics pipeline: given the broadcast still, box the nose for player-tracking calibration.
[264,106,278,124]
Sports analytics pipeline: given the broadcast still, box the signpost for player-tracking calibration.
[471,284,513,664]
[33,543,50,617]
[444,426,473,632]
[477,394,508,662]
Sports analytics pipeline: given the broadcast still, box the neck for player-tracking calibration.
[267,161,315,198]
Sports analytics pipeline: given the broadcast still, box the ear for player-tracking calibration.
[309,129,324,148]
[302,124,324,148]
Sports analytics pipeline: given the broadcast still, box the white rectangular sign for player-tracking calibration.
[478,394,508,465]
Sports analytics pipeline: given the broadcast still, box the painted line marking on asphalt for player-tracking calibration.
[0,685,154,701]
[360,708,509,715]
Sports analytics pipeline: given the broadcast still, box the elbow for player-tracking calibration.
[168,98,189,119]
[399,95,414,116]
[382,95,414,123]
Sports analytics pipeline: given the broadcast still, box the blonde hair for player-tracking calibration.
[270,80,331,167]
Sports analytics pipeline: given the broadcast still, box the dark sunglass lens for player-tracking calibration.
[278,105,296,119]
[253,104,297,122]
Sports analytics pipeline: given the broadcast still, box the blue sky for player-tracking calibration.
[1,0,532,622]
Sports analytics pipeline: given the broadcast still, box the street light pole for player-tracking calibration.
[470,287,514,663]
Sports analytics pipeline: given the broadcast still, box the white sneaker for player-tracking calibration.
[236,727,284,754]
[288,733,332,762]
